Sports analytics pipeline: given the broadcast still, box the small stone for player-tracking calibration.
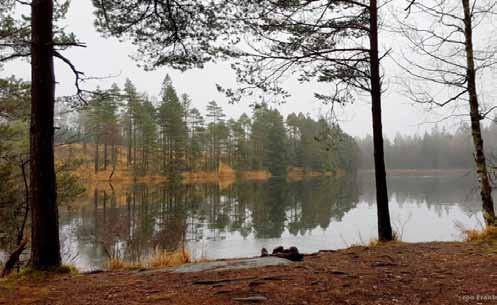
[272,246,284,254]
[233,296,268,302]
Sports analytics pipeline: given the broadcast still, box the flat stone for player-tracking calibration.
[172,256,291,273]
[141,257,291,274]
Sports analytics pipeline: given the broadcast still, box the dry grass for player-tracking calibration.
[367,239,381,247]
[367,231,401,247]
[107,249,192,271]
[148,249,192,269]
[106,258,143,271]
[218,162,236,178]
[462,226,497,242]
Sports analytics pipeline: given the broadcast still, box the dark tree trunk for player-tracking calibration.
[18,161,30,245]
[30,0,62,269]
[462,0,496,226]
[369,0,393,241]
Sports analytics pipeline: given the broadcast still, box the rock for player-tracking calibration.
[161,257,291,274]
[270,246,304,261]
[272,246,284,254]
[233,296,268,302]
[261,248,269,257]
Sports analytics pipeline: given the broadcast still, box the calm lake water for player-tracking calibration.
[59,173,484,271]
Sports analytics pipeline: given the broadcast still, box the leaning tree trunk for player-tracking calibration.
[369,0,393,241]
[462,0,496,226]
[30,0,62,269]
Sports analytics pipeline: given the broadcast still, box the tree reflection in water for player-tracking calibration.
[58,174,482,270]
[69,176,358,268]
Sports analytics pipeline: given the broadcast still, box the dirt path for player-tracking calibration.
[2,241,497,305]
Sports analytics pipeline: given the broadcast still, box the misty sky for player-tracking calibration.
[1,0,487,138]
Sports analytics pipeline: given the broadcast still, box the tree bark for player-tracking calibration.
[462,0,496,226]
[30,0,62,269]
[369,0,393,241]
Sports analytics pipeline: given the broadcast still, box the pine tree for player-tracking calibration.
[206,101,226,170]
[123,79,141,169]
[263,109,288,177]
[158,75,187,174]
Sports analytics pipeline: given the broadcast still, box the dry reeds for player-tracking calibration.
[106,249,192,271]
[462,226,497,242]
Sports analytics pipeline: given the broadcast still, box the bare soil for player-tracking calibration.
[2,241,497,305]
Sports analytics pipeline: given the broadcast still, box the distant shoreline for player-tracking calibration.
[359,168,472,176]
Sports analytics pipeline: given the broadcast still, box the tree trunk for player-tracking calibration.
[133,127,137,173]
[462,0,496,226]
[83,135,87,155]
[111,141,115,167]
[162,128,166,173]
[369,0,393,241]
[128,117,132,167]
[18,161,30,245]
[30,0,62,269]
[142,141,146,174]
[110,141,116,180]
[104,141,108,171]
[95,135,99,174]
[94,188,99,235]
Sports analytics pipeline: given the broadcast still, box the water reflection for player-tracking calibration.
[60,174,484,270]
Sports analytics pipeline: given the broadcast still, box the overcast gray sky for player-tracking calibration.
[1,0,483,138]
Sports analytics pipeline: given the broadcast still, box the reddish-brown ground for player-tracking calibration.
[2,241,497,305]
